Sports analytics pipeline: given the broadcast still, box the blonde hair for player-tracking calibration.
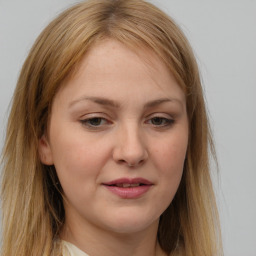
[1,0,223,255]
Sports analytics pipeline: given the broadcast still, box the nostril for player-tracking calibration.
[113,139,148,167]
[117,159,143,167]
[118,159,126,165]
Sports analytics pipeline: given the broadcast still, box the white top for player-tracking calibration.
[62,241,89,256]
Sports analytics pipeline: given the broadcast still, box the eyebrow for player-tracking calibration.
[69,96,183,109]
[69,96,120,108]
[144,98,183,108]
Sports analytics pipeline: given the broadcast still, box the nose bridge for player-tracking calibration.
[113,120,148,166]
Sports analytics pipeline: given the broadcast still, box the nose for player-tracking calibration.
[112,123,148,167]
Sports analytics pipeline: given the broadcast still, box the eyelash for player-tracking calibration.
[147,117,174,127]
[80,117,110,129]
[80,116,175,130]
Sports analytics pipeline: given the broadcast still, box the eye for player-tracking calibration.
[80,117,109,128]
[147,117,174,127]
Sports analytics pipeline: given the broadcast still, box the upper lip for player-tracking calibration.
[103,178,153,186]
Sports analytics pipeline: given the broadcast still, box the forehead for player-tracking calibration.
[57,38,185,106]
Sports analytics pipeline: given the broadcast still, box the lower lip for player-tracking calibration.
[103,185,152,199]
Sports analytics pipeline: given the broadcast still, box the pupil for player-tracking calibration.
[152,117,163,125]
[90,118,101,126]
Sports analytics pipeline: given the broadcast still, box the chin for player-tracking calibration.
[99,209,159,235]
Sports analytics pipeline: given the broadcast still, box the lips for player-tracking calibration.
[103,177,152,186]
[115,183,140,188]
[102,178,153,199]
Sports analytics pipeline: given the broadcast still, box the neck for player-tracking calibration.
[61,218,167,256]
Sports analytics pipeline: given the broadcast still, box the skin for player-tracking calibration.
[39,39,188,256]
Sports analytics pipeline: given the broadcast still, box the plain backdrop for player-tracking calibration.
[0,1,256,255]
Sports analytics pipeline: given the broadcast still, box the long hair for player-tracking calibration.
[1,0,223,255]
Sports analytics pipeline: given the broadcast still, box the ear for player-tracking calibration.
[38,134,54,165]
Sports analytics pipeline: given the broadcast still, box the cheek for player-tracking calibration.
[153,130,188,194]
[49,129,112,185]
[145,134,187,220]
[157,133,187,171]
[50,136,106,207]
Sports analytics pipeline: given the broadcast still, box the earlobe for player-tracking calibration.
[38,134,54,165]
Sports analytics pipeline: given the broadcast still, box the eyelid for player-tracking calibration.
[147,117,174,125]
[79,113,113,129]
[146,112,174,120]
[145,113,175,127]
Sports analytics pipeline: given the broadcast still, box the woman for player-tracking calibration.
[0,0,223,255]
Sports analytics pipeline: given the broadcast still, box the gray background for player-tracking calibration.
[0,1,256,255]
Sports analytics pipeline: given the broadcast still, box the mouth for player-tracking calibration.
[107,183,148,188]
[102,178,153,199]
[103,177,153,187]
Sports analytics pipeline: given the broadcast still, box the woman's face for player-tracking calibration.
[39,39,188,236]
